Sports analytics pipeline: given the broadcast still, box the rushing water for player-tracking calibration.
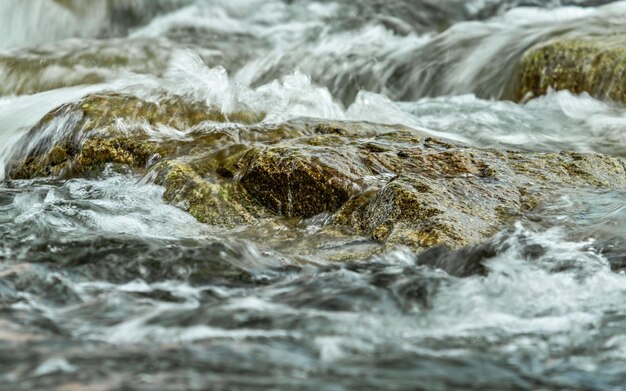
[1,1,626,390]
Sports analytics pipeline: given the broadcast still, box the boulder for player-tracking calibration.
[6,92,626,254]
[6,92,263,178]
[513,36,626,103]
[156,160,263,226]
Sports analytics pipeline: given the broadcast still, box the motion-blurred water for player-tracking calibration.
[1,1,626,390]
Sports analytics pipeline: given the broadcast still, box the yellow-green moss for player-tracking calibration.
[7,92,267,180]
[76,137,161,169]
[186,145,256,179]
[160,161,262,226]
[8,136,164,179]
[302,134,346,147]
[514,37,626,103]
[8,145,73,179]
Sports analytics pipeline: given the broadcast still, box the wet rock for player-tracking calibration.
[240,145,370,217]
[353,174,514,249]
[6,92,626,254]
[334,145,519,249]
[6,92,268,227]
[6,92,263,179]
[239,127,626,250]
[513,36,626,103]
[156,160,263,226]
[0,39,177,96]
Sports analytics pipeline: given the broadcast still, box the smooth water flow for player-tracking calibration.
[1,1,626,390]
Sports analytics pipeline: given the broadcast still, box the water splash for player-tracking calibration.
[399,89,626,156]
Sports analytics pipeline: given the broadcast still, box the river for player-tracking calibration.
[1,1,626,390]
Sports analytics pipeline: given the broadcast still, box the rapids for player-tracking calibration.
[1,1,626,390]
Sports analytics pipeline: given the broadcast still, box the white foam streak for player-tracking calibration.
[103,322,296,345]
[347,92,469,143]
[399,90,626,155]
[0,86,98,180]
[425,225,626,337]
[161,50,467,138]
[165,51,238,113]
[0,73,167,180]
[131,2,253,39]
[6,172,215,240]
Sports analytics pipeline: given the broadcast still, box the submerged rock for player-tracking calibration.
[6,92,626,254]
[513,36,626,103]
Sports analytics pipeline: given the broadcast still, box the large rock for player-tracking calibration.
[513,36,626,103]
[6,92,626,254]
[6,92,267,228]
[7,92,263,178]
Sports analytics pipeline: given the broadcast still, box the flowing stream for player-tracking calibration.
[1,1,626,390]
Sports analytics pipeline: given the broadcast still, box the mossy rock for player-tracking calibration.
[240,145,370,217]
[333,146,520,249]
[6,92,271,228]
[355,175,515,249]
[506,150,626,187]
[156,161,265,227]
[8,135,166,179]
[6,93,626,254]
[238,124,626,251]
[77,92,264,130]
[6,92,264,179]
[513,36,626,103]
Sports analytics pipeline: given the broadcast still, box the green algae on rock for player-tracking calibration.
[513,36,626,104]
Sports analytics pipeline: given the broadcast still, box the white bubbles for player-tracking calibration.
[347,91,470,142]
[5,172,214,240]
[397,90,626,155]
[161,49,346,122]
[252,72,346,121]
[424,224,624,339]
[164,49,238,113]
